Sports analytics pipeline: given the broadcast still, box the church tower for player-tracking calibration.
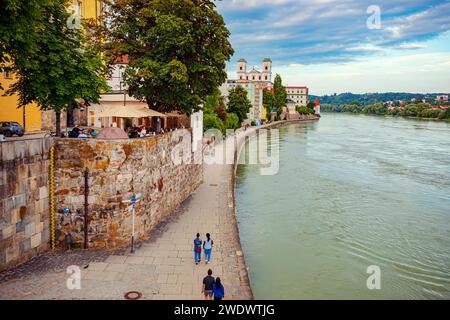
[237,58,247,80]
[262,58,272,82]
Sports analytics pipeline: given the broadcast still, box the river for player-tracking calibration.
[235,113,450,299]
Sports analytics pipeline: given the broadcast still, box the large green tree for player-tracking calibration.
[227,86,252,125]
[106,0,234,114]
[273,74,287,111]
[1,0,108,135]
[0,0,44,89]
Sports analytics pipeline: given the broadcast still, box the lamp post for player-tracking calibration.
[123,193,142,254]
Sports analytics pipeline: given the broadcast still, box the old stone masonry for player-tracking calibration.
[0,137,253,300]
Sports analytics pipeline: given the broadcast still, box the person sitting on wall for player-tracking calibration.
[88,129,97,138]
[78,130,88,138]
[139,126,147,138]
[68,125,81,138]
[129,127,139,139]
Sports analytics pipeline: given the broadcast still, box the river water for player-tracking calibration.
[235,113,450,299]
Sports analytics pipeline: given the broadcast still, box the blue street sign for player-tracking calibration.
[132,194,136,205]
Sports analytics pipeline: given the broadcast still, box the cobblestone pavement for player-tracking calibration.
[0,136,253,300]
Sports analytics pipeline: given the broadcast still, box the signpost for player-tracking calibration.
[123,193,142,254]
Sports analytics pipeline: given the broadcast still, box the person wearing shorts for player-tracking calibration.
[202,269,215,300]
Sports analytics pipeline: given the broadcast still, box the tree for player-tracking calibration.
[272,74,287,111]
[203,113,224,133]
[107,0,234,114]
[227,86,252,125]
[215,106,227,123]
[225,113,240,130]
[1,0,108,135]
[0,0,42,87]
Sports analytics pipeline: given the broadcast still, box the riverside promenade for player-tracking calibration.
[0,119,318,300]
[0,135,253,300]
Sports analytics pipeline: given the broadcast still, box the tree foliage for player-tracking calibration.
[321,102,450,120]
[227,86,252,125]
[272,74,287,111]
[1,0,109,134]
[225,113,240,130]
[106,0,234,114]
[203,112,224,133]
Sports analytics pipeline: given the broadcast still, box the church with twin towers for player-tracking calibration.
[237,58,273,84]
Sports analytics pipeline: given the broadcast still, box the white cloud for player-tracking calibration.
[275,52,450,95]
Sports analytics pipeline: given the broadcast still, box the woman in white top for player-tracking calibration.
[203,233,214,264]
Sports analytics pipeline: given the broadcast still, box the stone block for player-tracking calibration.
[11,209,20,224]
[0,224,14,240]
[20,238,31,254]
[1,142,15,161]
[30,232,42,248]
[27,139,43,157]
[25,222,36,238]
[39,186,49,200]
[14,141,27,159]
[36,221,44,234]
[5,246,19,263]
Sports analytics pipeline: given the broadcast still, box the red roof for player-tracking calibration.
[113,55,129,64]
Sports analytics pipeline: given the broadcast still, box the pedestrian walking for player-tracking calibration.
[212,277,225,301]
[202,269,215,300]
[193,233,202,265]
[203,233,214,264]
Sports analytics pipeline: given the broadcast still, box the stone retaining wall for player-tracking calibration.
[54,129,203,249]
[0,138,52,272]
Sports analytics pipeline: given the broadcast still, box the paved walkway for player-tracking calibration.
[0,138,253,300]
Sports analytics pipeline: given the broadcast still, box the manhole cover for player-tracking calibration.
[124,291,143,300]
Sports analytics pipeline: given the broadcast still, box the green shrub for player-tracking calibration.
[204,113,225,133]
[225,113,240,130]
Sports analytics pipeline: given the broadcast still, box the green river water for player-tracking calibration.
[235,113,450,299]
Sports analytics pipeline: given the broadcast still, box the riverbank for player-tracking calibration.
[0,117,318,300]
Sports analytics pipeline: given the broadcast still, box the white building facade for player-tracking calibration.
[286,86,309,107]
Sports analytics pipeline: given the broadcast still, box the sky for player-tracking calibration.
[216,0,450,95]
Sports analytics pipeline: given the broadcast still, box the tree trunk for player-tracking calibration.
[55,111,61,137]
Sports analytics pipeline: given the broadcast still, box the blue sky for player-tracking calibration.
[216,0,450,95]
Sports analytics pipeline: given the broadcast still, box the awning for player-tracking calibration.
[94,101,167,118]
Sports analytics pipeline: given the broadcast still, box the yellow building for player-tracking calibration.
[0,0,103,132]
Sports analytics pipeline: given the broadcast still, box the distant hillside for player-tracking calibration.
[309,92,448,106]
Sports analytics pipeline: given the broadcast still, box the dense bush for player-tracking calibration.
[225,113,240,130]
[297,106,314,115]
[204,113,225,133]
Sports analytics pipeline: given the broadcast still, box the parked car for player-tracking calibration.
[0,122,25,137]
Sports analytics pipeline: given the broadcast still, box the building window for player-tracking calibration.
[4,71,12,79]
[265,76,268,80]
[253,76,255,80]
[240,67,243,70]
[259,76,261,80]
[265,66,268,70]
[240,76,242,80]
[246,76,248,80]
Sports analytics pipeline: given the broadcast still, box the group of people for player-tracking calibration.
[202,269,225,301]
[193,233,214,265]
[194,233,225,300]
[68,126,97,139]
[127,125,186,139]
